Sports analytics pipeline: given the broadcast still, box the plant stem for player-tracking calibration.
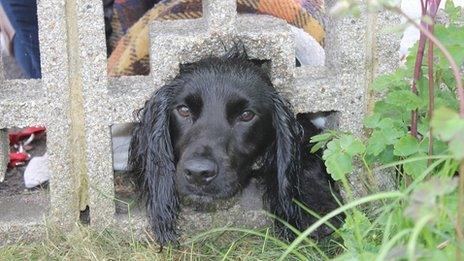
[386,6,464,116]
[426,0,440,165]
[410,1,428,139]
[411,38,425,139]
[427,34,434,164]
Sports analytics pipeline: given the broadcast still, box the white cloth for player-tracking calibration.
[24,153,50,188]
[291,26,325,66]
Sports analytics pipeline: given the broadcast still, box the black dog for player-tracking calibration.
[128,47,343,245]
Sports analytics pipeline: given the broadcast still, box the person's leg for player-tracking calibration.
[0,0,41,78]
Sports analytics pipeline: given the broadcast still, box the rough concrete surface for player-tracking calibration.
[114,180,269,240]
[0,192,49,245]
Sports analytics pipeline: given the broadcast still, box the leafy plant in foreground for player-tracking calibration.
[306,0,464,259]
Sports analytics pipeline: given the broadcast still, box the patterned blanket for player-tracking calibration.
[107,0,326,76]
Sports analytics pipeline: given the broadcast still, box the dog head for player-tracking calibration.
[170,56,278,203]
[129,47,303,245]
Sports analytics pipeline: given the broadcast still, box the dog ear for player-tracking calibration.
[128,85,179,246]
[262,93,304,237]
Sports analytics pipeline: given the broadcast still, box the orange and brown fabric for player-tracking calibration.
[107,0,326,76]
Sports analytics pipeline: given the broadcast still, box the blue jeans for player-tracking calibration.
[1,0,41,78]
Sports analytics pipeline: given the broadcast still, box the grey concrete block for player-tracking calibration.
[0,193,49,245]
[236,15,295,92]
[148,15,295,98]
[376,11,401,76]
[203,0,236,34]
[0,80,46,128]
[114,181,269,240]
[37,0,80,228]
[108,76,153,124]
[74,0,115,228]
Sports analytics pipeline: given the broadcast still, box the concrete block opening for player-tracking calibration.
[0,126,49,243]
[296,111,340,133]
[0,1,42,80]
[110,123,138,216]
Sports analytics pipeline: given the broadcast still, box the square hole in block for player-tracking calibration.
[110,123,138,215]
[0,1,42,79]
[296,111,339,134]
[0,127,49,233]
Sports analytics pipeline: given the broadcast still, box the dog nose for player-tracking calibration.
[184,159,217,185]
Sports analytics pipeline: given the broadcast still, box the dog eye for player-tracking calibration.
[177,105,191,118]
[239,110,255,122]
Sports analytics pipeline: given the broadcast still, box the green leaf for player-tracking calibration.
[380,128,404,146]
[310,132,334,143]
[449,133,464,160]
[431,107,464,146]
[340,210,372,251]
[366,131,387,156]
[322,136,359,181]
[435,25,464,46]
[310,141,325,154]
[435,91,459,110]
[438,69,456,90]
[445,0,462,22]
[373,101,403,119]
[324,152,353,181]
[363,113,381,129]
[386,90,424,111]
[403,153,428,178]
[371,70,409,91]
[444,45,464,66]
[377,118,394,129]
[371,74,391,91]
[405,177,458,222]
[340,135,365,156]
[377,145,395,165]
[431,107,464,140]
[393,135,420,157]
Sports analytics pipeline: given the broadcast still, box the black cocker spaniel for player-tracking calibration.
[128,46,343,246]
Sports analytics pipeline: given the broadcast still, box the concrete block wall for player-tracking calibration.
[0,0,400,242]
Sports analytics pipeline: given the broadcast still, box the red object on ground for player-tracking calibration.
[8,126,46,146]
[7,126,46,169]
[8,152,30,168]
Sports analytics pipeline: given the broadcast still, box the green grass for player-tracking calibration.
[0,224,342,260]
[2,154,463,261]
[3,177,460,261]
[1,152,462,260]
